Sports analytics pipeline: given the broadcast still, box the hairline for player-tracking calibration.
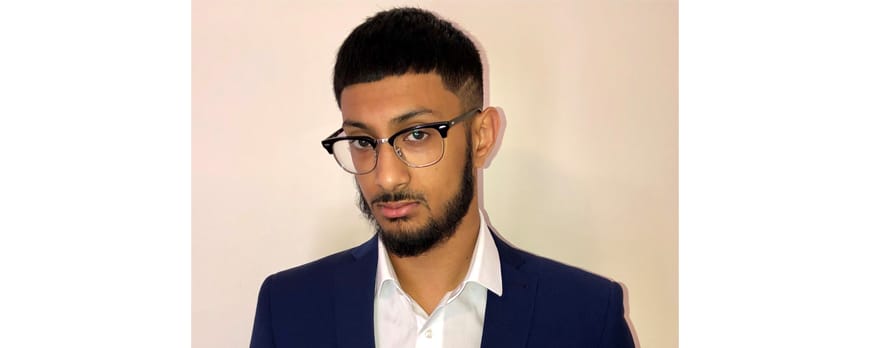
[337,71,482,111]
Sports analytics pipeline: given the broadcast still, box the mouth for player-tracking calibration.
[374,201,420,219]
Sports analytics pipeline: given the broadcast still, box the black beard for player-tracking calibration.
[357,143,475,258]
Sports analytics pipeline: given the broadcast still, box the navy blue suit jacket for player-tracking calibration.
[251,231,635,347]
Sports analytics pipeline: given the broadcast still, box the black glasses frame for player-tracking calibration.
[321,108,481,174]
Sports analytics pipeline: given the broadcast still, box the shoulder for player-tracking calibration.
[495,235,621,306]
[251,237,378,347]
[494,236,634,346]
[262,236,378,294]
[253,236,377,327]
[263,249,346,291]
[522,248,615,290]
[496,234,616,288]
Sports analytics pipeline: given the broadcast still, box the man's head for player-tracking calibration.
[330,8,497,257]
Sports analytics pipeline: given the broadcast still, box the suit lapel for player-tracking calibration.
[481,233,538,348]
[333,235,378,348]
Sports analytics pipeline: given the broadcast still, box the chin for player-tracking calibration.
[378,215,420,232]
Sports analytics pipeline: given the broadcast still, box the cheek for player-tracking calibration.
[418,146,467,201]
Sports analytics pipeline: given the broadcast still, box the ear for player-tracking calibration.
[471,107,501,169]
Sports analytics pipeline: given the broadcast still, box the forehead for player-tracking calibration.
[339,73,461,130]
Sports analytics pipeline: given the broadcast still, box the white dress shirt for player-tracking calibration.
[374,210,502,348]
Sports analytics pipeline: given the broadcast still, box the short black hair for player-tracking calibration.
[333,7,483,110]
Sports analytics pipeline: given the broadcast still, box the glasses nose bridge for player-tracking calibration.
[372,136,405,164]
[368,135,413,180]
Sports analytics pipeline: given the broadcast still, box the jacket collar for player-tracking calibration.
[481,230,538,348]
[333,235,378,348]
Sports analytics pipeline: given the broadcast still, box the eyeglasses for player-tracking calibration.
[321,108,481,174]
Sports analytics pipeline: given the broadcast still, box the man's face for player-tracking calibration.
[339,73,476,257]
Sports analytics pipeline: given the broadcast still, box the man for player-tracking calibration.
[251,7,635,348]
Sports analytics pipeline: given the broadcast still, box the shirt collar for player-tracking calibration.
[375,209,503,297]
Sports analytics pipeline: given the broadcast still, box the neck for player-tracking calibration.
[388,201,481,314]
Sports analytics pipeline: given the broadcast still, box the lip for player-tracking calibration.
[375,201,419,219]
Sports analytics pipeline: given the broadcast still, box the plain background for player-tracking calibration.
[193,1,677,347]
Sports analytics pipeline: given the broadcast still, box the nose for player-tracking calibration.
[371,142,410,192]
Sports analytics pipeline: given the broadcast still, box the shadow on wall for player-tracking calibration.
[618,281,641,348]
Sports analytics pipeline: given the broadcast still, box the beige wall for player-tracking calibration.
[193,1,677,347]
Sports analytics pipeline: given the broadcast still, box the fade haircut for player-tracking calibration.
[333,7,483,110]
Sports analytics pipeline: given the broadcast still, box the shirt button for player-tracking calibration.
[425,329,432,338]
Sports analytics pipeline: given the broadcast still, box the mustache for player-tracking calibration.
[370,190,427,205]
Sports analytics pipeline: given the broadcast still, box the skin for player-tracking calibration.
[339,72,500,314]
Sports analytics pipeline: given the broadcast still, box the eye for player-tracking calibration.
[404,130,429,142]
[349,138,374,150]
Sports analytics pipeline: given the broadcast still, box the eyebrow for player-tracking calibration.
[342,108,434,131]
